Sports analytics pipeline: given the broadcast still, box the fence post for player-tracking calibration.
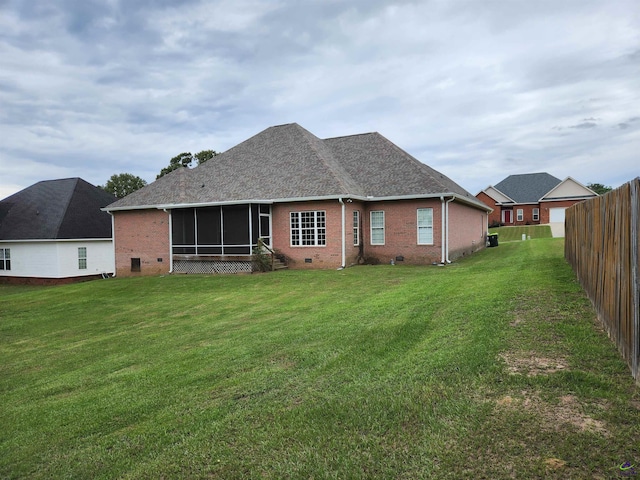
[632,179,639,381]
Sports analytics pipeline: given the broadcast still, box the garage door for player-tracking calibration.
[549,207,567,223]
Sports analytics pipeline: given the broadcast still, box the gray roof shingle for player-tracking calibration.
[107,123,485,210]
[493,173,562,203]
[0,178,116,240]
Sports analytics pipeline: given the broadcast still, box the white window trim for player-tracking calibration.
[516,209,524,222]
[78,247,87,270]
[290,210,327,247]
[370,211,385,245]
[353,211,360,246]
[0,247,10,271]
[532,208,540,221]
[417,208,434,245]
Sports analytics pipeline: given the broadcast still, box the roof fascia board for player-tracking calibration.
[0,238,111,243]
[104,192,492,212]
[482,186,515,203]
[540,196,595,202]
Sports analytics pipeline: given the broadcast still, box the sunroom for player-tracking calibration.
[169,203,271,273]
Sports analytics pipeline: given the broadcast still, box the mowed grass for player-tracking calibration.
[489,224,553,241]
[1,239,639,479]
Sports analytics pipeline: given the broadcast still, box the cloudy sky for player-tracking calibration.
[1,0,638,200]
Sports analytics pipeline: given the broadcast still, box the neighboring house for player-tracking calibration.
[476,173,597,227]
[0,178,116,284]
[104,123,492,276]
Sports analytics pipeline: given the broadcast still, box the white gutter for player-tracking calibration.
[164,209,174,273]
[102,192,491,213]
[338,197,346,269]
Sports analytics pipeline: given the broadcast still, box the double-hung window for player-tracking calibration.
[353,211,360,246]
[417,208,434,244]
[516,209,524,222]
[290,211,326,246]
[532,208,540,222]
[0,248,10,271]
[370,211,385,245]
[78,247,87,270]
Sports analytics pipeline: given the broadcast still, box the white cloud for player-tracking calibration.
[0,0,638,199]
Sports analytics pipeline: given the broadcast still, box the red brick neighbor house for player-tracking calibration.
[476,173,597,227]
[104,123,492,276]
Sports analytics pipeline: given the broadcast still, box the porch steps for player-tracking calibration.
[272,256,288,271]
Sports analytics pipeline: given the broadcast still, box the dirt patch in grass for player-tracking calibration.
[500,351,568,376]
[496,390,609,436]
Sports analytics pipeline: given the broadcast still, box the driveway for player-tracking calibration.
[549,222,565,238]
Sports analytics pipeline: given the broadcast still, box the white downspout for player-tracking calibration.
[440,196,446,264]
[108,212,116,277]
[164,209,174,273]
[338,197,346,269]
[445,197,455,263]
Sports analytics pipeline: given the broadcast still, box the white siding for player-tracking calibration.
[0,240,114,278]
[543,178,595,199]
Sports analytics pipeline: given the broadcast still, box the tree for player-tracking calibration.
[586,183,613,195]
[194,150,216,165]
[156,150,219,179]
[102,173,147,199]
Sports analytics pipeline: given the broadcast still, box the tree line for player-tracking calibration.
[101,150,218,198]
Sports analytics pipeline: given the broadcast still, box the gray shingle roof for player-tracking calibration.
[0,178,116,240]
[106,123,485,210]
[493,173,562,203]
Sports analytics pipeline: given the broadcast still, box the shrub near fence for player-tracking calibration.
[565,178,640,381]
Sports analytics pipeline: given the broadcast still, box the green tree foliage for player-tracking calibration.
[194,150,216,165]
[156,150,219,179]
[586,182,613,195]
[102,173,147,199]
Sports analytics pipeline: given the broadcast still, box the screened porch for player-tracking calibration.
[170,204,271,273]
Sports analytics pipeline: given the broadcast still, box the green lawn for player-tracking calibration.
[489,224,553,242]
[1,239,638,479]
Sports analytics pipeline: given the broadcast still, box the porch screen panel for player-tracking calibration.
[251,205,260,245]
[196,207,222,254]
[223,205,251,254]
[172,209,196,254]
[260,215,270,242]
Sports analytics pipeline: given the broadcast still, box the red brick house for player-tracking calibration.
[476,173,597,227]
[104,124,491,276]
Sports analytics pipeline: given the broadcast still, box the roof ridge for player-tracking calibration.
[374,133,452,191]
[293,125,358,194]
[54,178,79,238]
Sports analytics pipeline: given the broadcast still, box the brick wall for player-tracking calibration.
[360,199,445,265]
[272,200,351,269]
[113,199,489,274]
[476,192,500,225]
[447,201,488,260]
[113,209,170,276]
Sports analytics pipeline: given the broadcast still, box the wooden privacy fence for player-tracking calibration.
[565,178,640,381]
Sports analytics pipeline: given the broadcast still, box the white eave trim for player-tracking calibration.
[0,238,111,243]
[103,192,492,213]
